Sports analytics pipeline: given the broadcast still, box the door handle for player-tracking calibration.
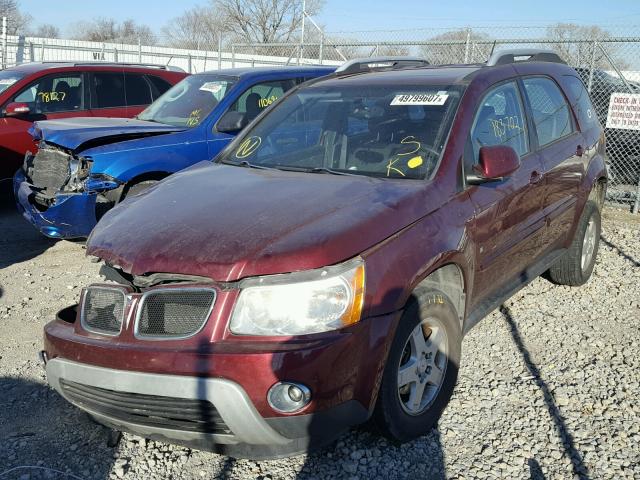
[530,171,542,184]
[576,145,584,157]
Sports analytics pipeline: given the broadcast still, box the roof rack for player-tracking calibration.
[486,49,566,67]
[336,56,429,75]
[36,61,185,72]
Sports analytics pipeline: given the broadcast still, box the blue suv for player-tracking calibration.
[14,66,334,238]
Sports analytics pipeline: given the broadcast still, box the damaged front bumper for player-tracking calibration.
[13,169,107,239]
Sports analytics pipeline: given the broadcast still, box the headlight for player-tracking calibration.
[70,156,91,181]
[229,258,365,336]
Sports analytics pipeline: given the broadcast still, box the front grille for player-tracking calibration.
[29,147,71,192]
[81,287,126,335]
[136,289,215,338]
[59,380,231,434]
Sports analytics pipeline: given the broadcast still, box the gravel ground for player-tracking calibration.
[1,196,639,480]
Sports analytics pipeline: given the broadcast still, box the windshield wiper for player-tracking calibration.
[221,159,278,170]
[308,167,360,176]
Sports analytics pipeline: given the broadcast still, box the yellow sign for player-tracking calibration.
[235,136,262,158]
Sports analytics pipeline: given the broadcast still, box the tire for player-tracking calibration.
[548,200,601,286]
[372,288,462,443]
[123,179,159,199]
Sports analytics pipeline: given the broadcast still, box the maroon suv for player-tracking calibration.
[0,62,187,183]
[41,51,606,459]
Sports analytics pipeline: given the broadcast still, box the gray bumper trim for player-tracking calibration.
[46,358,288,446]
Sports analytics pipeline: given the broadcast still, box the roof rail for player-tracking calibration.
[336,56,429,75]
[36,61,185,72]
[486,49,566,67]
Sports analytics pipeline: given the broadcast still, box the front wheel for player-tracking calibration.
[373,289,461,443]
[548,200,601,286]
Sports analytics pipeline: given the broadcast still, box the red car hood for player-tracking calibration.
[87,162,429,282]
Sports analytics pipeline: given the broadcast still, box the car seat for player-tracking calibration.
[245,92,262,122]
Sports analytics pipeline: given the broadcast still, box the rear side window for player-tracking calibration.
[92,72,125,109]
[14,74,83,114]
[125,73,152,106]
[523,77,574,147]
[147,75,172,100]
[470,81,529,159]
[563,75,599,130]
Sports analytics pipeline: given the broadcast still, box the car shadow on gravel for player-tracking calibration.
[500,305,590,480]
[0,188,57,270]
[0,376,116,480]
[600,235,640,267]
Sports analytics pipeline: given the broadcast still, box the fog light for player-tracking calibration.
[267,382,311,413]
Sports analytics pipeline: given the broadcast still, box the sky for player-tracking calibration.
[20,0,640,35]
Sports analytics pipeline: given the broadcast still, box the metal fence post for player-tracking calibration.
[114,47,118,62]
[40,40,45,61]
[319,35,324,64]
[188,53,192,73]
[138,38,142,63]
[218,33,223,70]
[231,44,236,68]
[464,28,471,63]
[1,17,7,69]
[28,41,33,62]
[587,40,597,93]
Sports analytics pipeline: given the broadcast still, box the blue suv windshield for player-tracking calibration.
[219,84,463,180]
[137,74,236,128]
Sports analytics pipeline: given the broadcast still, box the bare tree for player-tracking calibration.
[420,29,491,65]
[161,6,223,50]
[214,0,325,44]
[31,23,60,38]
[545,23,627,70]
[0,0,31,35]
[71,17,156,45]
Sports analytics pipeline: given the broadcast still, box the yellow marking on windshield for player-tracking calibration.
[186,109,202,127]
[37,91,66,102]
[386,158,406,177]
[407,156,423,169]
[235,136,262,158]
[398,136,421,156]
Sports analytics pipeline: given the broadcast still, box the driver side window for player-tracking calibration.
[229,80,293,124]
[470,82,528,162]
[14,74,83,114]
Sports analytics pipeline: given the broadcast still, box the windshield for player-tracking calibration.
[218,84,463,179]
[0,71,24,94]
[137,74,236,128]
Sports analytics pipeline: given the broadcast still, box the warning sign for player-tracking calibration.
[606,92,640,130]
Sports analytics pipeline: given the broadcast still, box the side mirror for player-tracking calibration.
[4,102,31,117]
[466,145,520,185]
[217,111,247,133]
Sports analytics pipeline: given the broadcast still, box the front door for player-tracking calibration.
[466,80,548,309]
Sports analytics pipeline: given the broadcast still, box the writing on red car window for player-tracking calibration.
[37,91,67,103]
[490,116,523,140]
[235,136,262,158]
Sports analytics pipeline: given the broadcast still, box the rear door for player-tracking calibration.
[0,72,88,178]
[521,76,583,252]
[466,80,548,307]
[88,70,128,118]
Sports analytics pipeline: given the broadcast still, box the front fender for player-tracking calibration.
[89,140,210,184]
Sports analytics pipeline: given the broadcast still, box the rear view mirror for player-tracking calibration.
[466,145,520,185]
[217,111,247,133]
[4,102,31,117]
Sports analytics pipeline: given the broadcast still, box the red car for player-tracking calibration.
[42,51,606,459]
[0,62,187,183]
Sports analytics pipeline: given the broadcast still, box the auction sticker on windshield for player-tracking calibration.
[391,91,449,106]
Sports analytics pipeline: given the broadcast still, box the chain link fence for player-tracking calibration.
[1,16,639,211]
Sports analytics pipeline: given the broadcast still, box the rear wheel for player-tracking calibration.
[373,289,461,443]
[548,200,601,286]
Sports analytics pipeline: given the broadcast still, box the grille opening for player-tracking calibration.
[82,287,125,334]
[60,380,231,434]
[136,289,215,338]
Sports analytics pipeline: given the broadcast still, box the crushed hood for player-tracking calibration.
[30,117,184,152]
[87,162,430,282]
